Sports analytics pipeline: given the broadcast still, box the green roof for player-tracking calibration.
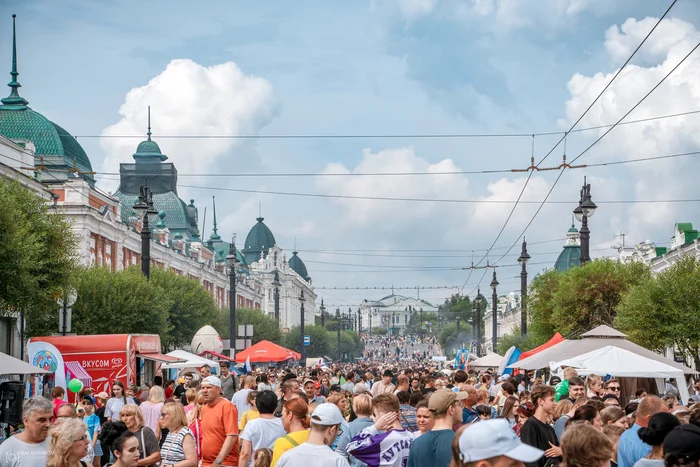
[113,190,198,239]
[132,107,167,162]
[289,251,310,281]
[554,245,581,272]
[242,217,276,264]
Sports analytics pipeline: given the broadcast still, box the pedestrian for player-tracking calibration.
[0,397,52,467]
[520,385,561,467]
[271,398,310,467]
[239,391,260,432]
[414,401,434,437]
[239,391,286,467]
[233,376,258,424]
[560,423,612,467]
[276,403,349,467]
[200,376,239,467]
[174,373,194,406]
[407,389,468,467]
[107,431,141,467]
[158,401,197,467]
[105,382,135,422]
[396,392,417,431]
[336,393,373,467]
[118,404,160,467]
[617,396,669,467]
[451,419,544,467]
[138,385,164,440]
[601,406,629,429]
[79,396,103,467]
[199,365,212,380]
[55,404,95,466]
[602,425,625,467]
[219,362,237,400]
[634,412,680,467]
[46,418,90,467]
[371,371,396,397]
[52,387,66,417]
[663,424,700,466]
[304,380,327,405]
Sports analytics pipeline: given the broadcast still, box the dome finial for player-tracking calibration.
[2,14,29,108]
[209,196,221,241]
[147,105,152,141]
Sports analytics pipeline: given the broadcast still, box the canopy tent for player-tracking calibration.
[508,325,694,374]
[162,350,220,370]
[553,345,690,404]
[0,351,50,376]
[518,332,565,361]
[235,340,301,363]
[470,352,504,369]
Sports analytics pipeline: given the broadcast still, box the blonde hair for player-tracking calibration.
[253,447,273,467]
[148,385,165,404]
[119,403,144,428]
[600,407,625,425]
[586,374,602,390]
[185,388,197,404]
[562,367,579,380]
[561,424,612,467]
[554,399,573,421]
[327,393,345,406]
[47,418,86,467]
[161,401,188,430]
[352,394,373,417]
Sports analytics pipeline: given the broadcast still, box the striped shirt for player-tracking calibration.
[160,427,193,464]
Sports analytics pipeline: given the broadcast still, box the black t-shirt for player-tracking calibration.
[421,387,436,395]
[520,416,560,467]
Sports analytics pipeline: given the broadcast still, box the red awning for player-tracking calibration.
[198,350,234,362]
[65,361,92,391]
[136,352,184,363]
[518,332,566,360]
[235,340,301,363]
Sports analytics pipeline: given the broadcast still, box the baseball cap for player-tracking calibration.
[303,379,316,386]
[428,389,468,414]
[664,424,700,464]
[310,403,346,426]
[498,375,510,382]
[201,376,222,388]
[458,419,544,463]
[330,384,342,392]
[96,392,109,400]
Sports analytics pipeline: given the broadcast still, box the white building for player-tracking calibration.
[359,294,438,336]
[618,223,700,274]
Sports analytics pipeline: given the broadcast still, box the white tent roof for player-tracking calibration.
[0,351,50,375]
[162,350,220,370]
[470,352,504,369]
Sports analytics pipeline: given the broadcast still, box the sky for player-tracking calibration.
[3,0,700,311]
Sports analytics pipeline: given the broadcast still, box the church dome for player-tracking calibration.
[132,107,167,162]
[242,217,276,264]
[289,251,310,281]
[0,15,94,185]
[554,245,581,272]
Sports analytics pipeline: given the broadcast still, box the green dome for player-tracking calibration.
[113,191,198,239]
[242,217,276,264]
[554,245,581,272]
[289,251,310,281]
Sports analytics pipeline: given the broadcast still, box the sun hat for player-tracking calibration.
[428,389,468,414]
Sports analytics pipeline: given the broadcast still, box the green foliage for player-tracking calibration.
[371,327,388,336]
[71,266,170,337]
[0,180,79,337]
[216,307,282,345]
[616,257,700,369]
[283,325,363,360]
[496,327,539,355]
[438,322,473,358]
[528,269,561,346]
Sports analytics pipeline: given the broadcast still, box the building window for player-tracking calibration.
[404,314,408,324]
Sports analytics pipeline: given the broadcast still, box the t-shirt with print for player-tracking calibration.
[271,430,310,467]
[200,397,239,467]
[241,417,286,467]
[0,436,50,467]
[84,413,101,440]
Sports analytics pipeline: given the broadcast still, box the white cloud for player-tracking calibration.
[561,16,700,240]
[99,59,278,191]
[395,0,437,19]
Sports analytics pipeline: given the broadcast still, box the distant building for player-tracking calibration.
[554,223,581,272]
[359,294,438,336]
[618,223,700,274]
[483,292,521,353]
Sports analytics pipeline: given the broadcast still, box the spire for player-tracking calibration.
[147,106,152,141]
[209,196,221,241]
[2,14,28,108]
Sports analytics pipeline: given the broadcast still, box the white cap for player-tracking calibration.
[498,375,510,382]
[310,403,346,426]
[458,419,544,463]
[201,376,222,388]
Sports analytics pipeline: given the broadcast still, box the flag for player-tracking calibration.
[244,355,252,374]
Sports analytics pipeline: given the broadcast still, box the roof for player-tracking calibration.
[114,191,198,238]
[1,351,50,375]
[580,324,627,338]
[288,251,310,281]
[554,245,581,272]
[242,217,276,264]
[235,340,301,363]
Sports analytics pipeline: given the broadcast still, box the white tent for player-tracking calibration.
[0,351,50,376]
[470,352,504,370]
[553,345,689,404]
[162,350,220,371]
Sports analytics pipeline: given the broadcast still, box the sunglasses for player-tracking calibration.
[608,386,621,391]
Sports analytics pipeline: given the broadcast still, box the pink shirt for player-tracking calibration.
[139,401,163,434]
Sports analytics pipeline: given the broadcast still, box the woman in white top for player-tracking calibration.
[139,386,165,439]
[159,401,197,467]
[105,381,135,421]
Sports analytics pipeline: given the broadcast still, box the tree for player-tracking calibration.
[528,269,562,346]
[371,327,388,336]
[150,268,220,351]
[616,257,700,369]
[0,180,78,337]
[71,266,170,337]
[496,327,538,355]
[213,307,282,345]
[283,325,331,358]
[438,322,473,358]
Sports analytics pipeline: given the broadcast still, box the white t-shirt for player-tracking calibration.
[104,396,135,419]
[0,436,50,467]
[232,389,253,423]
[277,443,350,467]
[240,417,286,467]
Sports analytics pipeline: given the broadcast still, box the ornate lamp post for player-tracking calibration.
[132,182,158,279]
[336,308,341,362]
[348,307,354,331]
[491,270,499,352]
[272,270,281,327]
[518,238,530,336]
[574,176,597,264]
[225,238,240,356]
[475,288,486,357]
[299,290,305,363]
[319,299,326,328]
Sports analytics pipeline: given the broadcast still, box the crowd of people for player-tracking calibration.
[3,335,700,467]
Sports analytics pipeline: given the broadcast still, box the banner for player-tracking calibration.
[27,341,67,400]
[455,348,469,371]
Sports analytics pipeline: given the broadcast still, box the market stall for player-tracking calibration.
[234,340,300,363]
[470,352,504,370]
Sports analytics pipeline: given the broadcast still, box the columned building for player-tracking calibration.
[358,295,438,336]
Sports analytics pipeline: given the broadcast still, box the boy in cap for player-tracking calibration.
[277,403,349,467]
[407,389,468,467]
[452,419,544,467]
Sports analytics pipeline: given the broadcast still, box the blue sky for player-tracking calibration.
[3,0,700,309]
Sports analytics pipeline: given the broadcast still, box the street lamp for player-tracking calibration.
[348,307,354,331]
[225,237,240,357]
[319,299,326,328]
[299,290,305,363]
[574,176,597,264]
[518,238,530,336]
[491,270,499,353]
[132,181,158,279]
[336,308,341,362]
[475,288,486,357]
[272,270,281,327]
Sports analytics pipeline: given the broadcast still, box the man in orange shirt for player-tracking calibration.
[201,375,240,467]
